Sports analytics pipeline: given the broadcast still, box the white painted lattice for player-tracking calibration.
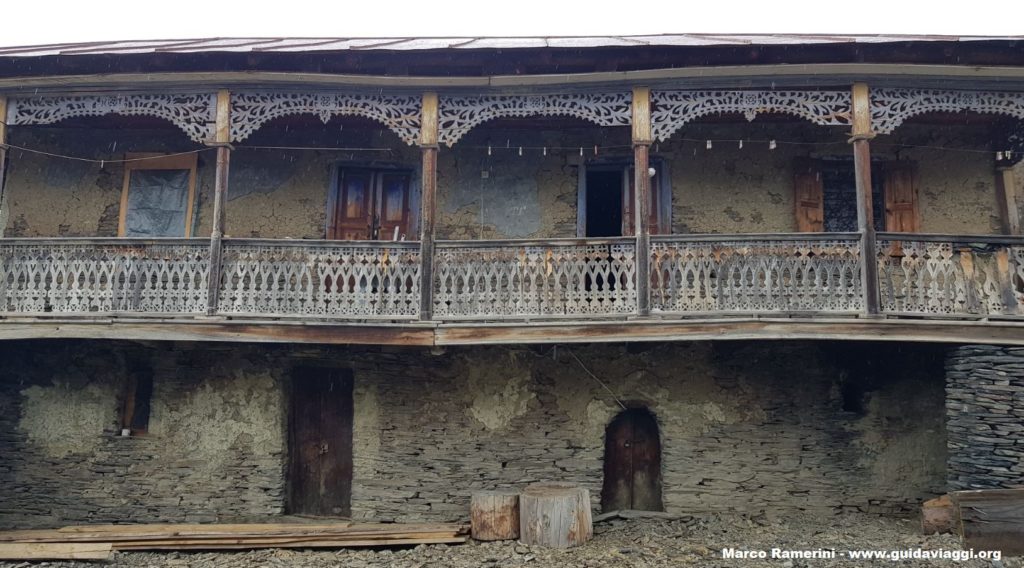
[6,93,217,143]
[230,91,422,144]
[218,241,420,319]
[650,237,863,313]
[877,239,1020,315]
[437,93,632,146]
[0,240,210,314]
[871,88,1024,134]
[433,240,637,318]
[650,90,851,142]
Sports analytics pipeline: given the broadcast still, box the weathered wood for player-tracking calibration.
[921,494,955,535]
[995,167,1021,235]
[951,489,1024,556]
[0,96,7,230]
[206,89,231,315]
[0,542,112,561]
[793,159,824,232]
[470,491,520,541]
[632,87,652,316]
[419,91,439,321]
[851,82,880,315]
[519,482,592,549]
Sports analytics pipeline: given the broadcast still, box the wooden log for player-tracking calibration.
[519,482,592,549]
[470,490,520,541]
[921,494,954,534]
[0,542,112,561]
[951,488,1024,556]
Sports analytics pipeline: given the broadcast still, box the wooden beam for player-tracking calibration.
[0,543,112,561]
[995,167,1021,235]
[851,82,880,316]
[0,95,7,232]
[632,87,652,316]
[206,89,231,315]
[419,92,439,321]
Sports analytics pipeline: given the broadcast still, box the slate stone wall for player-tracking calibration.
[946,344,1024,490]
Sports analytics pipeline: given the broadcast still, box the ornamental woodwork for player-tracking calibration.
[0,240,209,314]
[877,239,1021,315]
[229,91,422,144]
[218,241,421,319]
[433,240,637,318]
[437,93,632,146]
[649,236,863,313]
[871,89,1024,134]
[6,93,217,143]
[649,90,851,142]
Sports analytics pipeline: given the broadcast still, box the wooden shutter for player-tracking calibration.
[883,162,920,233]
[623,166,662,236]
[793,159,824,232]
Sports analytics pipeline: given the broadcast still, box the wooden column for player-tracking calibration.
[850,83,880,316]
[0,96,8,226]
[419,92,439,321]
[995,166,1021,235]
[632,87,652,316]
[206,89,231,316]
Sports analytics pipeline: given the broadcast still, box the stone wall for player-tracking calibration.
[945,344,1024,491]
[0,339,947,528]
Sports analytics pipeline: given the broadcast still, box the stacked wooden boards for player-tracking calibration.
[0,522,469,560]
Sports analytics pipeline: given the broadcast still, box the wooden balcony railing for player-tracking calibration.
[0,234,1022,322]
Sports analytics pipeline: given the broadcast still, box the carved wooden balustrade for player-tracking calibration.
[877,234,1024,316]
[433,238,638,319]
[649,234,865,314]
[218,240,421,319]
[0,238,210,315]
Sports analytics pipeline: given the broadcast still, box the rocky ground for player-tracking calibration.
[2,512,1019,567]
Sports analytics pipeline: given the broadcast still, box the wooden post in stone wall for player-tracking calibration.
[850,83,880,315]
[632,87,652,316]
[419,92,439,321]
[206,89,231,315]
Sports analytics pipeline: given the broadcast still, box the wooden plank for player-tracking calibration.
[0,542,112,561]
[851,82,880,316]
[632,87,652,316]
[206,89,232,315]
[419,92,439,321]
[113,537,467,550]
[952,489,1024,556]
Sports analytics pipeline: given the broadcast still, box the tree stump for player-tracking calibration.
[470,490,520,541]
[518,482,593,549]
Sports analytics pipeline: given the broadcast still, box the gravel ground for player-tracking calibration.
[3,512,1020,568]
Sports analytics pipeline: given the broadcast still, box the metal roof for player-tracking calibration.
[1,34,1021,57]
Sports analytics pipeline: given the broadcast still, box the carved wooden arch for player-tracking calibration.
[871,88,1024,134]
[649,90,852,142]
[5,93,217,144]
[437,93,632,147]
[229,91,422,145]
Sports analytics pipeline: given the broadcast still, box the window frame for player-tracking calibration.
[118,152,199,238]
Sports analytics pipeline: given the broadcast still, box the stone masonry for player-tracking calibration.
[946,344,1024,490]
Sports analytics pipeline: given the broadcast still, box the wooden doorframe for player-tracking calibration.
[601,406,664,512]
[118,152,199,237]
[576,158,670,237]
[325,162,419,240]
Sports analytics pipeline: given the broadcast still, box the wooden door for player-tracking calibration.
[793,158,824,232]
[602,408,663,512]
[288,368,354,517]
[330,169,412,240]
[883,162,920,232]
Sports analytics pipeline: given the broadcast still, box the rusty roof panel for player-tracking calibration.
[0,34,1021,57]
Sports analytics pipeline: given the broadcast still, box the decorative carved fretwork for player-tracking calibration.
[649,90,852,142]
[871,88,1024,135]
[218,241,421,319]
[0,240,210,314]
[649,237,863,313]
[6,93,217,143]
[229,92,422,144]
[437,93,632,146]
[433,240,637,318]
[877,239,1022,315]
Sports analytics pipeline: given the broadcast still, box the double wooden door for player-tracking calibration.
[602,409,664,512]
[330,169,413,240]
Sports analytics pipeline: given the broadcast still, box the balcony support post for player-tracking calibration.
[851,82,880,315]
[419,92,439,321]
[0,96,7,224]
[206,89,231,316]
[995,166,1021,235]
[632,87,652,316]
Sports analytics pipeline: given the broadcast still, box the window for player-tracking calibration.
[794,158,919,233]
[577,162,669,237]
[118,153,199,237]
[327,167,413,240]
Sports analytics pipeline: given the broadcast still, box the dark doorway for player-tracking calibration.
[602,408,663,512]
[288,367,354,517]
[585,170,624,237]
